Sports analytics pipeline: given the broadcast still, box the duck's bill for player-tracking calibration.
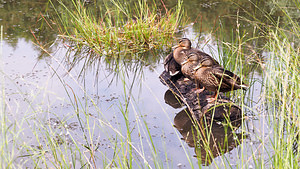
[181,60,188,65]
[172,45,180,49]
[193,64,202,71]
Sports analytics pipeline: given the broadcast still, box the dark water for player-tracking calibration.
[1,0,295,168]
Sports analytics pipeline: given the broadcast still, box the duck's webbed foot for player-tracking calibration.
[206,97,217,103]
[206,92,218,102]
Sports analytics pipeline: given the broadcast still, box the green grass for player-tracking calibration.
[1,0,300,168]
[51,0,185,58]
[251,2,299,168]
[263,28,299,169]
[219,1,300,168]
[45,0,187,81]
[186,1,300,168]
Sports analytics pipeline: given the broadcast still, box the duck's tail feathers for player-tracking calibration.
[240,84,249,90]
[170,71,180,76]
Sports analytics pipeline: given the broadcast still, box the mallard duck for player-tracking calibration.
[181,52,199,80]
[181,51,221,92]
[173,38,220,67]
[194,62,248,102]
[172,38,191,65]
[164,52,181,76]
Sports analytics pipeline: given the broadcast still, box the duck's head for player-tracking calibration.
[181,52,198,65]
[193,57,213,71]
[187,52,198,61]
[172,38,192,50]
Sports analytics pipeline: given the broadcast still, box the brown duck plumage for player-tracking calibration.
[172,38,248,102]
[194,63,248,102]
[164,38,219,77]
[164,52,181,76]
[181,53,199,80]
[173,38,220,67]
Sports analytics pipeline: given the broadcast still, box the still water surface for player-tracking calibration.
[1,0,281,168]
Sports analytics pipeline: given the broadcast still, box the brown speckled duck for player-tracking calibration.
[164,52,181,76]
[173,38,220,91]
[181,52,199,80]
[172,38,220,67]
[194,60,248,102]
[164,38,219,77]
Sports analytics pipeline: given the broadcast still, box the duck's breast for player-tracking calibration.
[195,67,219,91]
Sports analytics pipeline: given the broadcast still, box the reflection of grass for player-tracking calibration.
[180,1,300,167]
[216,2,300,168]
[248,3,299,168]
[51,0,185,58]
[47,0,186,83]
[1,1,299,169]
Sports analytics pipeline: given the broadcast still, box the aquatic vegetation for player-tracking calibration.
[51,0,186,58]
[221,2,300,168]
[262,23,300,169]
[1,0,299,168]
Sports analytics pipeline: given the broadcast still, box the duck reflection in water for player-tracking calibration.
[164,90,245,166]
[164,90,184,109]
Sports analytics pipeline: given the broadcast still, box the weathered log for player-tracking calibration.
[159,70,242,121]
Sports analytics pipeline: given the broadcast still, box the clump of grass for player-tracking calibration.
[224,1,300,168]
[194,1,299,168]
[51,0,185,58]
[262,25,300,169]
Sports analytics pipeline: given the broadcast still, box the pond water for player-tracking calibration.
[0,0,290,168]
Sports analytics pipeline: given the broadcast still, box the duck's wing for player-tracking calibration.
[164,53,174,72]
[164,52,181,76]
[191,49,220,66]
[211,67,247,91]
[222,69,248,90]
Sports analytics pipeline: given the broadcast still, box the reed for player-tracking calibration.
[51,0,185,58]
[1,0,299,168]
[219,1,300,168]
[262,25,299,169]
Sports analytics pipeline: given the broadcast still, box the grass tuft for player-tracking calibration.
[51,0,186,58]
